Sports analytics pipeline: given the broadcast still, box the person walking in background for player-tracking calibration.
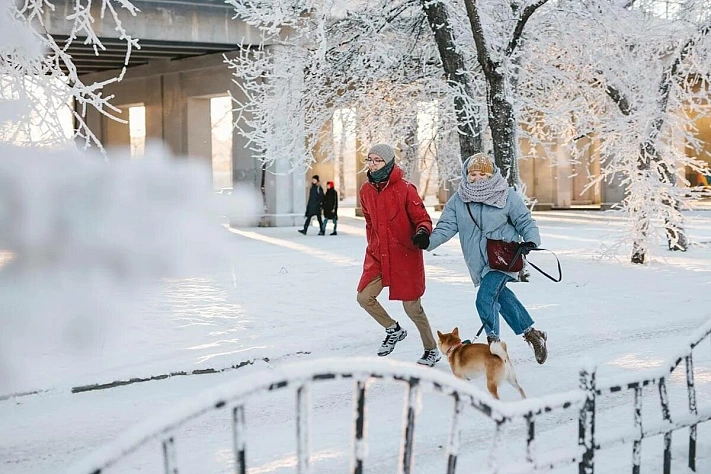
[356,144,440,367]
[298,175,324,235]
[426,153,548,364]
[321,181,338,235]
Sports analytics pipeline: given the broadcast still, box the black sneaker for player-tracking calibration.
[523,328,548,364]
[298,229,307,235]
[330,231,338,236]
[377,323,407,356]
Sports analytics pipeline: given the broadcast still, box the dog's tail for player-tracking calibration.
[489,341,515,374]
[490,340,526,399]
[488,340,507,361]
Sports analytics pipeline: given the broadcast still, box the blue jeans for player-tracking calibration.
[476,271,534,338]
[322,217,338,233]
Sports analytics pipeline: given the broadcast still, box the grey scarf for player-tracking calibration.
[458,172,509,208]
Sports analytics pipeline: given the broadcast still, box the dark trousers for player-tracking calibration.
[322,217,338,233]
[302,213,323,233]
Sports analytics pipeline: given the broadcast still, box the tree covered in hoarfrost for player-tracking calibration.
[227,0,554,186]
[0,0,139,150]
[520,0,711,263]
[226,0,467,183]
[229,0,711,263]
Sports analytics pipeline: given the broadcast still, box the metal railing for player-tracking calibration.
[67,320,711,474]
[579,318,711,474]
[66,358,585,474]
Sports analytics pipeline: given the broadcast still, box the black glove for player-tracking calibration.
[411,229,430,250]
[520,241,537,255]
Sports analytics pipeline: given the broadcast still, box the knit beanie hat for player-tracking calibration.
[367,144,396,163]
[466,153,494,175]
[312,175,320,182]
[327,181,334,189]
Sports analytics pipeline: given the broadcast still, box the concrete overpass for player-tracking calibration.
[43,0,307,226]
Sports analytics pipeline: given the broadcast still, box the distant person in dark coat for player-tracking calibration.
[298,175,324,235]
[321,181,338,235]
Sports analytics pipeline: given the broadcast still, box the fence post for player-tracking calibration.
[233,405,247,474]
[578,365,596,474]
[685,355,697,472]
[658,378,672,474]
[352,379,366,474]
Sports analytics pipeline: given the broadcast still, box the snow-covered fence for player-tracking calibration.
[66,358,586,474]
[584,319,711,474]
[67,319,711,474]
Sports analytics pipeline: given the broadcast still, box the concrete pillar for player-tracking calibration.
[518,136,537,197]
[103,106,130,154]
[554,137,573,208]
[262,159,304,226]
[258,44,306,226]
[571,136,601,205]
[230,76,259,189]
[309,118,335,186]
[162,72,184,156]
[399,118,420,186]
[143,76,163,143]
[186,97,212,164]
[601,174,626,210]
[589,136,602,205]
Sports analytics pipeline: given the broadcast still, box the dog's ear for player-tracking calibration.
[436,330,443,339]
[453,327,459,336]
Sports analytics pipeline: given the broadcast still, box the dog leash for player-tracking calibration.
[464,325,487,344]
[520,247,562,282]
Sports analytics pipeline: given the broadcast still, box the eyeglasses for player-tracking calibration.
[363,158,385,164]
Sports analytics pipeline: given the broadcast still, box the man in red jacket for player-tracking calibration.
[356,144,440,367]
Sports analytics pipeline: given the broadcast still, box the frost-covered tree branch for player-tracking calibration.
[1,0,139,150]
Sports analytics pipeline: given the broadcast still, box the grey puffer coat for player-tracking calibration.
[427,158,541,286]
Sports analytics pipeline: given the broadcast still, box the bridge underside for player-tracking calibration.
[56,35,238,76]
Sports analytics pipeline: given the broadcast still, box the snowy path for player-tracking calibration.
[1,210,711,473]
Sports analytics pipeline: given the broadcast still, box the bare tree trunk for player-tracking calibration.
[630,208,648,264]
[487,72,519,186]
[463,0,548,187]
[420,0,482,160]
[258,161,269,227]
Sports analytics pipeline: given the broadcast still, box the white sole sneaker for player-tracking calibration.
[377,329,407,356]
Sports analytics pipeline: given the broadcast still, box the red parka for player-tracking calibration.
[357,166,433,301]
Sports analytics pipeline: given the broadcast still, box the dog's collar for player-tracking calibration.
[446,342,463,356]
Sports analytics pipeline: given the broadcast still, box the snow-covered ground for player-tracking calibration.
[2,207,711,473]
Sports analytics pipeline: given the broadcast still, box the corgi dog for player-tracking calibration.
[437,327,526,400]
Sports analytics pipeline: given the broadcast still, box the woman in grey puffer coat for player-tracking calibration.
[426,153,548,364]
